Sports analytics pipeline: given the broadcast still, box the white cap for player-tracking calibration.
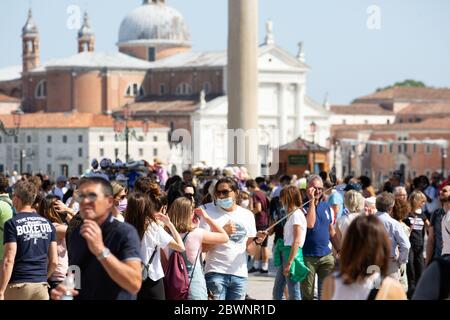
[365,196,376,206]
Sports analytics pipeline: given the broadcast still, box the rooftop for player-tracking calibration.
[397,103,450,115]
[330,103,394,115]
[0,112,167,129]
[354,87,450,103]
[277,137,328,152]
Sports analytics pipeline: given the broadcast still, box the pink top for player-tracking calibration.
[50,223,69,282]
[164,227,204,264]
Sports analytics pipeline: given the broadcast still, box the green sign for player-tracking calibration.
[288,154,308,166]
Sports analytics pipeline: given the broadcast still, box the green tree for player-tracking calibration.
[376,79,426,92]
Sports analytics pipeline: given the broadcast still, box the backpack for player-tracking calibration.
[0,194,16,222]
[163,233,190,300]
[435,255,450,300]
[269,196,286,241]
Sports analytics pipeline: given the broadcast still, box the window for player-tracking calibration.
[153,148,158,157]
[0,136,2,143]
[389,144,393,153]
[62,135,67,143]
[364,144,368,153]
[78,164,83,175]
[78,135,83,143]
[26,164,32,173]
[125,83,144,97]
[114,148,119,158]
[202,82,211,94]
[139,148,144,157]
[47,148,52,157]
[47,164,52,175]
[387,119,390,124]
[14,136,18,144]
[13,164,18,172]
[78,148,83,157]
[426,145,431,153]
[342,119,346,125]
[99,135,104,142]
[413,144,417,153]
[47,136,52,143]
[148,47,156,61]
[153,136,158,142]
[379,145,383,154]
[175,82,193,96]
[159,84,166,95]
[100,148,104,157]
[35,80,47,98]
[27,136,31,143]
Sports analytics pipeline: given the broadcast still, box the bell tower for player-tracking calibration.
[22,8,40,72]
[78,12,95,53]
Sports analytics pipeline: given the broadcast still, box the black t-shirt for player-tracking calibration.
[404,212,428,247]
[3,212,56,283]
[430,208,445,258]
[68,214,142,300]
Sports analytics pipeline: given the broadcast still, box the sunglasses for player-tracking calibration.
[215,189,233,197]
[184,193,195,198]
[78,192,99,202]
[117,194,127,200]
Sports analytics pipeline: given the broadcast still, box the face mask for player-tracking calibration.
[240,199,249,208]
[116,198,127,212]
[217,197,234,209]
[415,208,422,214]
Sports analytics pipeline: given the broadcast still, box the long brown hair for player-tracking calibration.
[38,195,64,224]
[167,197,194,234]
[340,215,390,284]
[125,192,156,240]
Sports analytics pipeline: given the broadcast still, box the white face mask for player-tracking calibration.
[240,199,249,208]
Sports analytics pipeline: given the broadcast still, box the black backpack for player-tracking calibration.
[435,255,450,300]
[269,196,286,242]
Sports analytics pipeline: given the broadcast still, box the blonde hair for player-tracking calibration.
[344,190,365,213]
[409,190,426,212]
[167,197,195,234]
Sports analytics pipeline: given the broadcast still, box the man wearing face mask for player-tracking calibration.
[199,177,267,300]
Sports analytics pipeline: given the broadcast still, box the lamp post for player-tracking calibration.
[113,103,149,162]
[310,121,317,173]
[0,107,23,136]
[442,147,448,178]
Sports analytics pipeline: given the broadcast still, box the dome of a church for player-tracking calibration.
[118,0,190,46]
[22,8,38,36]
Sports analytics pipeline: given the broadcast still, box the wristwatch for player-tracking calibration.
[96,247,111,261]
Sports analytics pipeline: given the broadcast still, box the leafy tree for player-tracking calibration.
[376,79,426,92]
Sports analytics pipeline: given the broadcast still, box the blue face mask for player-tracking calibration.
[217,197,234,209]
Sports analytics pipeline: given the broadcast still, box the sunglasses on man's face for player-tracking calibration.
[215,189,233,197]
[78,192,99,202]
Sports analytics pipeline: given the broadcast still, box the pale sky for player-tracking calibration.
[1,0,449,104]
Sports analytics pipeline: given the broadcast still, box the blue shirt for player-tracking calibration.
[68,214,142,300]
[3,212,56,283]
[375,211,411,264]
[303,201,333,257]
[328,190,344,221]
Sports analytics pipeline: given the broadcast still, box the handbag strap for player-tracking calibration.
[187,247,201,291]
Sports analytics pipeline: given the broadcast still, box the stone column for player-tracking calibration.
[295,83,305,138]
[278,83,287,145]
[227,0,259,178]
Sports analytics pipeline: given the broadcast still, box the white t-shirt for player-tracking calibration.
[337,212,360,241]
[442,210,450,255]
[141,222,173,281]
[200,204,256,278]
[283,208,307,247]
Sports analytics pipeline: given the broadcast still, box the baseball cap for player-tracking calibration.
[56,175,67,183]
[344,182,362,192]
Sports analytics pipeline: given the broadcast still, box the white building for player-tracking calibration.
[0,112,170,177]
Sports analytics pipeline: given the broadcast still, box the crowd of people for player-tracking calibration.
[0,162,449,300]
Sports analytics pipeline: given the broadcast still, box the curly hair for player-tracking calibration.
[392,199,410,221]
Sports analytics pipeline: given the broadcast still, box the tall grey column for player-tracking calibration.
[295,83,305,137]
[278,83,287,145]
[227,0,259,178]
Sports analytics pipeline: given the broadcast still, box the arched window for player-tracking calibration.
[175,82,193,96]
[35,80,47,98]
[125,83,144,97]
